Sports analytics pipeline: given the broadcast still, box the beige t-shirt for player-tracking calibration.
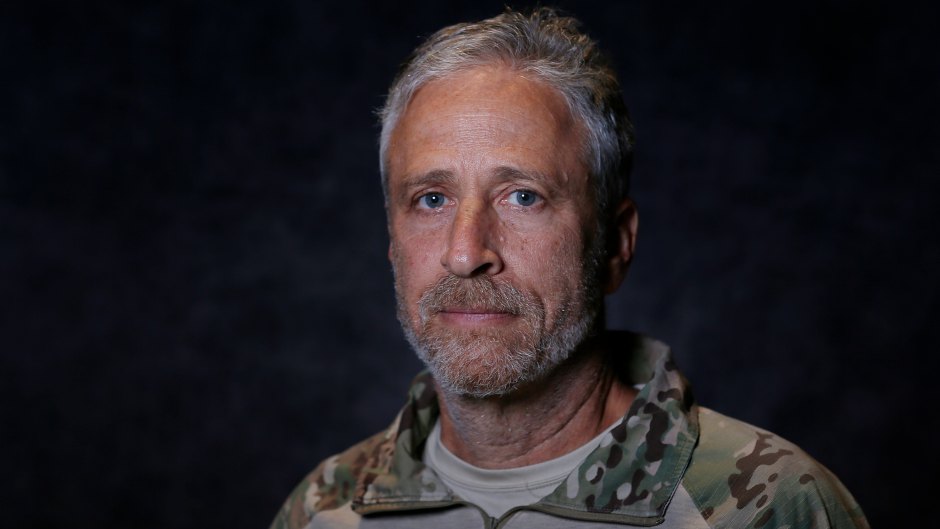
[422,420,619,518]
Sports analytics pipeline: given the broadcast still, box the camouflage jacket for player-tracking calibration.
[271,332,869,529]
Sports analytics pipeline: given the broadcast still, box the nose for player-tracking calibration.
[442,199,504,277]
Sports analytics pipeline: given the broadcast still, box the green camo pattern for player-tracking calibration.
[683,406,869,528]
[270,332,869,528]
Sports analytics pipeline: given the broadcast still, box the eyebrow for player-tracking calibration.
[394,169,456,203]
[400,169,457,190]
[395,165,555,201]
[492,165,552,186]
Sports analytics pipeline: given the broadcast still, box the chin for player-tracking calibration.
[418,332,566,399]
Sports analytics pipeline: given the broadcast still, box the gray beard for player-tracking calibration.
[394,235,605,399]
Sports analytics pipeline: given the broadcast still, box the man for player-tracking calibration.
[272,8,869,529]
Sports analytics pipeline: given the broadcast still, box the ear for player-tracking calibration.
[603,197,639,294]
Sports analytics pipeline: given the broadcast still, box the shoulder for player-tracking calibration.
[680,407,869,529]
[269,417,400,529]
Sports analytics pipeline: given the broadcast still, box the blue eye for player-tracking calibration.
[508,190,539,207]
[419,193,447,209]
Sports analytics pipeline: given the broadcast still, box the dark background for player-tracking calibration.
[2,0,937,527]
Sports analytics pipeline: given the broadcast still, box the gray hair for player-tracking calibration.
[378,7,635,219]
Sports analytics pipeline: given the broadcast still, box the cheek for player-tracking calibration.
[506,225,585,287]
[391,235,443,297]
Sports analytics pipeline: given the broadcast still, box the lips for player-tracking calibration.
[437,309,515,326]
[440,306,514,315]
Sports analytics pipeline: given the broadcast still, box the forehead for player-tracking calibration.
[386,65,587,184]
[404,66,573,127]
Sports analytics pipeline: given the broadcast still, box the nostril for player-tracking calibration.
[471,263,492,276]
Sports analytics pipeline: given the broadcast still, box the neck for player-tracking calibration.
[434,335,637,469]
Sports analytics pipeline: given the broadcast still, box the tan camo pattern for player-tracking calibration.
[270,332,869,529]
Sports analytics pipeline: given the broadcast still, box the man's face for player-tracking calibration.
[386,66,603,398]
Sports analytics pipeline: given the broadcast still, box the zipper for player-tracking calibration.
[356,496,666,527]
[493,503,665,528]
[355,498,497,528]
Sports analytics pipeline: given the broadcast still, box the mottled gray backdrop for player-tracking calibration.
[2,1,937,528]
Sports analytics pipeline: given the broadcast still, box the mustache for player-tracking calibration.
[418,275,533,319]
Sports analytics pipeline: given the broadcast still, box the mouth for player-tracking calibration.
[437,307,516,326]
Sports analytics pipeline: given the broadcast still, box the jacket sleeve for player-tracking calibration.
[682,408,870,529]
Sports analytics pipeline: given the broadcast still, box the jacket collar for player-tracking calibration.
[351,332,699,525]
